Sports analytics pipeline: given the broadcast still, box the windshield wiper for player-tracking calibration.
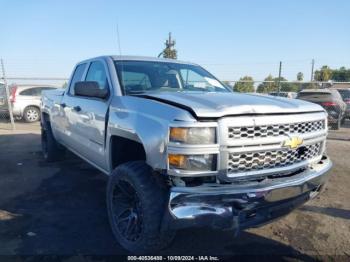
[127,90,146,95]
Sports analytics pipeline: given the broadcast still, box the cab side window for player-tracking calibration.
[69,63,86,95]
[85,61,109,91]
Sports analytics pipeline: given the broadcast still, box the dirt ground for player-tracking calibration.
[0,122,349,260]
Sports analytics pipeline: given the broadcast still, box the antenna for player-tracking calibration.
[116,22,122,57]
[116,21,125,92]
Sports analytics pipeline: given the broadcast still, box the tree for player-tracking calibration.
[331,67,350,82]
[62,81,68,89]
[297,72,304,81]
[279,78,299,92]
[161,32,177,59]
[257,75,277,93]
[233,76,255,93]
[257,75,299,93]
[314,65,332,81]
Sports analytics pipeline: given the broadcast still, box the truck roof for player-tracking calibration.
[111,55,197,65]
[79,55,198,66]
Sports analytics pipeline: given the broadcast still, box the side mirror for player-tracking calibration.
[74,81,108,99]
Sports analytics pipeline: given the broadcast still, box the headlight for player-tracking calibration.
[169,127,216,144]
[168,154,216,171]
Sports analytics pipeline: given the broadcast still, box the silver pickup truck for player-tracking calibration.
[41,56,332,253]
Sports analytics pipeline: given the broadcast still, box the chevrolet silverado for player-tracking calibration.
[41,56,332,253]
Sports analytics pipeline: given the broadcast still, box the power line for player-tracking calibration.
[311,59,315,82]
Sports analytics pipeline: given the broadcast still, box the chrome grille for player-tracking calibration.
[228,120,325,139]
[227,143,322,174]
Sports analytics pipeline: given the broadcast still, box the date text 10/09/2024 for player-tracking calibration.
[127,256,220,261]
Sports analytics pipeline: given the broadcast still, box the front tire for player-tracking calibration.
[107,161,175,253]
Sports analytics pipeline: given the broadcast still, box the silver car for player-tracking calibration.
[335,88,350,120]
[0,81,5,107]
[9,85,58,122]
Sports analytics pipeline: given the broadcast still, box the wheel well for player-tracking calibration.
[24,105,40,112]
[41,112,50,127]
[110,136,146,170]
[42,112,50,121]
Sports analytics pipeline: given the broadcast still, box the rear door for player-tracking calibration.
[61,59,111,171]
[52,63,87,143]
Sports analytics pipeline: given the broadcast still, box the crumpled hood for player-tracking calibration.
[141,92,324,118]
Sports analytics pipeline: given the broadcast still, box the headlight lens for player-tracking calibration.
[168,154,216,171]
[169,127,216,144]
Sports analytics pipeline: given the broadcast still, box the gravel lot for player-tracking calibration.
[0,122,349,260]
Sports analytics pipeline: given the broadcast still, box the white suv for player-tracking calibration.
[9,85,58,122]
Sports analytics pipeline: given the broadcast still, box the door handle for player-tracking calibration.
[73,106,81,112]
[60,103,66,108]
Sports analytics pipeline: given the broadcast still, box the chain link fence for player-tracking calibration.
[0,59,68,130]
[1,59,349,140]
[0,59,16,130]
[0,78,68,131]
[0,81,12,130]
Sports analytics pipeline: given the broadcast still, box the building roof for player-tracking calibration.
[331,83,350,89]
[299,88,332,93]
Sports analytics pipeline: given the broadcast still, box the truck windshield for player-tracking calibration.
[114,60,230,95]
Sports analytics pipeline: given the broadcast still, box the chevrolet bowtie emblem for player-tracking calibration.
[283,137,303,149]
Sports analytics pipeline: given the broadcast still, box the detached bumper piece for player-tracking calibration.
[163,155,332,232]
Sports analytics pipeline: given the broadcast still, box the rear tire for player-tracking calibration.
[335,117,341,130]
[330,117,341,130]
[107,161,175,253]
[41,121,65,162]
[341,117,346,125]
[23,106,40,122]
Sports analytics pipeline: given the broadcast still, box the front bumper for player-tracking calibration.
[163,155,332,232]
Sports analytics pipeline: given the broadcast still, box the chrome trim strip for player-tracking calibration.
[223,131,327,147]
[226,155,323,178]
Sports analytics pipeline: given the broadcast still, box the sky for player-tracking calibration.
[1,0,350,84]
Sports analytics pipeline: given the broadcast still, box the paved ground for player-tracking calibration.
[0,122,349,260]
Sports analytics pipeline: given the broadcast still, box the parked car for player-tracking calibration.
[269,91,297,99]
[0,81,5,107]
[8,85,58,122]
[41,56,332,253]
[297,89,346,130]
[0,81,10,117]
[334,88,350,121]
